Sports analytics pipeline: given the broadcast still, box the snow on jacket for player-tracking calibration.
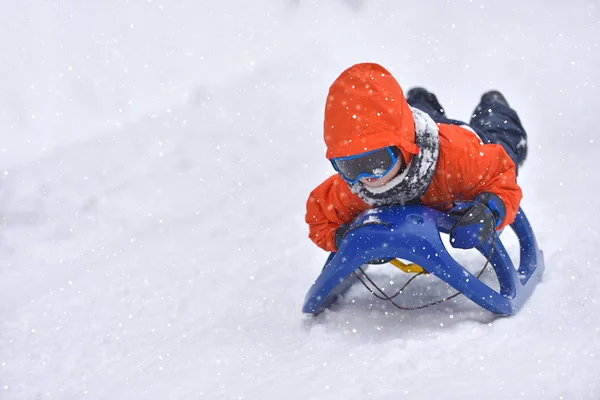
[305,63,522,252]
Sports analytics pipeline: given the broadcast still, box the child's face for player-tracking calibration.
[359,160,402,188]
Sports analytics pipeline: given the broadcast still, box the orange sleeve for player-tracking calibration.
[445,125,522,229]
[305,175,370,251]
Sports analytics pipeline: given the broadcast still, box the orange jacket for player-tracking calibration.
[306,63,522,252]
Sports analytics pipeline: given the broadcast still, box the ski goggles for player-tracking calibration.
[331,146,400,185]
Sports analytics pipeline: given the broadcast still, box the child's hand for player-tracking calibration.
[334,223,351,251]
[448,193,506,249]
[449,202,496,249]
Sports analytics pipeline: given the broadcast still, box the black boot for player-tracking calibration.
[406,87,445,117]
[471,90,527,169]
[480,90,509,107]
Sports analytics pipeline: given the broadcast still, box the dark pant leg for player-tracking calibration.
[406,88,467,126]
[407,88,528,171]
[470,99,528,169]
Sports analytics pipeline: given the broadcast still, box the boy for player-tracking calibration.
[306,63,528,252]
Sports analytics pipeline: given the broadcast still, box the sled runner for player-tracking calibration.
[302,204,544,316]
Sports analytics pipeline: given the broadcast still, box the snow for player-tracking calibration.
[1,1,600,399]
[362,211,382,225]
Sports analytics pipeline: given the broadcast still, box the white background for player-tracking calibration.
[1,1,599,399]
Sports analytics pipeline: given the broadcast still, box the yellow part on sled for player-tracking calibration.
[390,258,425,274]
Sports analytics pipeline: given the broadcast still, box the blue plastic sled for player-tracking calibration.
[302,205,544,316]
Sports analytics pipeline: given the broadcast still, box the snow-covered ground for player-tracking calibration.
[1,1,599,399]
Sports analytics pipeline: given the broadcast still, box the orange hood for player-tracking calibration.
[324,63,419,163]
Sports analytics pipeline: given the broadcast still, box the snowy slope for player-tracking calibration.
[1,1,599,399]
